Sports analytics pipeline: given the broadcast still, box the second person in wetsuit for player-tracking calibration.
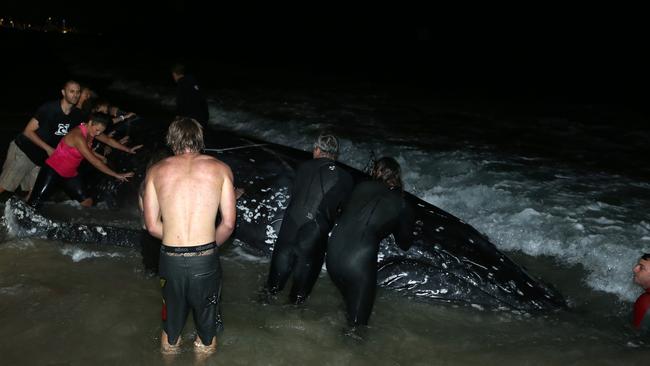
[266,134,354,304]
[326,157,414,326]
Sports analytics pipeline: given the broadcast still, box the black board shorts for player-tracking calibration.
[159,242,222,346]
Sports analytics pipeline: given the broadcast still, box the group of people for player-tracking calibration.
[0,80,142,208]
[265,134,414,327]
[141,104,650,356]
[3,67,648,358]
[0,70,214,355]
[140,114,415,355]
[0,63,203,202]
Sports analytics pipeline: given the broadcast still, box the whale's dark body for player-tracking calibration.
[4,116,566,311]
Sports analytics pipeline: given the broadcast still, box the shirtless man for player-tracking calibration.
[143,117,236,355]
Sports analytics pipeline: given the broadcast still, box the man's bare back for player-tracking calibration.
[143,152,236,246]
[145,117,236,356]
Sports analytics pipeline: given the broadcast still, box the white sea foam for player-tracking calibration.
[227,243,269,263]
[60,246,123,262]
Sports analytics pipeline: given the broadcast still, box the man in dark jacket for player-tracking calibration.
[171,64,209,128]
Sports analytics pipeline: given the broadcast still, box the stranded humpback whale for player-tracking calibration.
[3,117,566,311]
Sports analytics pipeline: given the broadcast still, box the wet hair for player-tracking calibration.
[88,112,111,127]
[372,157,403,189]
[642,253,650,261]
[166,117,204,155]
[313,134,339,159]
[171,63,185,75]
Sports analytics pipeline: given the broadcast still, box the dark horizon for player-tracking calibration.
[2,6,649,106]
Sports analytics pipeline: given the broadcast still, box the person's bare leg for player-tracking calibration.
[161,331,182,354]
[194,336,217,354]
[80,198,93,207]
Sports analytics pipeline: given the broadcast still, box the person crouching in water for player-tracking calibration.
[28,113,135,208]
[326,157,415,327]
[632,253,650,332]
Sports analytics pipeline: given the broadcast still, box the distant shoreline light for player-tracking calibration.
[0,16,84,35]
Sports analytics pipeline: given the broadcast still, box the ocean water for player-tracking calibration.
[1,31,650,364]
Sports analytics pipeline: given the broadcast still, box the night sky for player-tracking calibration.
[3,3,649,103]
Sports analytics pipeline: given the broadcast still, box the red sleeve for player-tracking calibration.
[633,293,650,329]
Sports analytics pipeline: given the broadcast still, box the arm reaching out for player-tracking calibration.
[95,133,143,154]
[71,129,134,181]
[215,167,236,245]
[92,150,108,164]
[143,169,163,239]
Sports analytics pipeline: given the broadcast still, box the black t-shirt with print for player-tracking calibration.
[14,100,84,166]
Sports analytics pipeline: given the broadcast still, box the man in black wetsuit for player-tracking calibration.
[266,134,354,304]
[171,64,209,129]
[326,157,414,327]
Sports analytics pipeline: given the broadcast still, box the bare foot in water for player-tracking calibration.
[161,332,182,355]
[194,336,217,355]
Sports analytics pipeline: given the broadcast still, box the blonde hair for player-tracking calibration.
[166,117,204,154]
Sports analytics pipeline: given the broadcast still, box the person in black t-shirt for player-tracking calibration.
[171,64,209,128]
[0,80,83,196]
